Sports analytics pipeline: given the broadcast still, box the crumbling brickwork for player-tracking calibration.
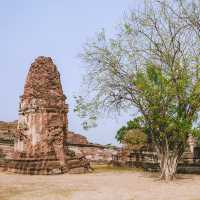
[67,132,89,145]
[14,56,68,166]
[0,56,90,174]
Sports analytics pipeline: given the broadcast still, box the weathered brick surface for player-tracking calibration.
[0,121,119,164]
[0,144,14,159]
[15,56,67,165]
[67,131,88,145]
[0,121,17,141]
[0,56,90,174]
[69,145,118,163]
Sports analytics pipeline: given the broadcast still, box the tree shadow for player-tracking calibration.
[138,171,196,182]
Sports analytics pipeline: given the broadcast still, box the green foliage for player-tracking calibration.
[116,126,127,142]
[191,126,200,147]
[74,96,98,130]
[76,0,200,179]
[116,117,147,148]
[123,129,147,147]
[116,116,145,143]
[104,144,116,149]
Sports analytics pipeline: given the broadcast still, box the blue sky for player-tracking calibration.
[0,0,140,145]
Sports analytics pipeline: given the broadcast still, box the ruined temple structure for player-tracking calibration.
[15,56,67,163]
[5,56,90,174]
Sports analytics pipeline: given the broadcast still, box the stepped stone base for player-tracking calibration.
[1,156,91,175]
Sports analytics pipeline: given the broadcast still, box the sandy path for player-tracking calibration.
[0,170,200,200]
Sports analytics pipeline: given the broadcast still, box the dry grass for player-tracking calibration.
[92,164,143,173]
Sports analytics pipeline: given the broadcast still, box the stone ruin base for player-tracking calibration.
[1,156,91,175]
[112,148,200,174]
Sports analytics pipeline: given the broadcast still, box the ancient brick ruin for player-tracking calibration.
[112,142,200,174]
[0,120,119,166]
[15,56,67,163]
[1,56,90,174]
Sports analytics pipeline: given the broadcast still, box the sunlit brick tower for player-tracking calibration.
[6,56,68,174]
[5,56,90,174]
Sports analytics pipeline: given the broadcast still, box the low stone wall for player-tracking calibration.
[0,121,119,164]
[0,143,14,159]
[0,139,14,160]
[0,141,119,165]
[67,132,89,145]
[68,144,118,164]
[112,148,200,174]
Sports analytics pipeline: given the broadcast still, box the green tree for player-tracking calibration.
[123,129,147,150]
[116,117,147,149]
[75,0,200,181]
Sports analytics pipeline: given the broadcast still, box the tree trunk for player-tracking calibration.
[158,153,179,181]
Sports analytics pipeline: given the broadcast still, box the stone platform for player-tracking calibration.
[2,157,90,175]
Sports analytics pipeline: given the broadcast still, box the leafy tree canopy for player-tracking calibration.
[116,116,145,142]
[75,0,200,181]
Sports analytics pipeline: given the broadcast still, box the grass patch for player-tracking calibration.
[91,164,144,173]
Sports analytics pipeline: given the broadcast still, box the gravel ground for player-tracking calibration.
[0,168,200,200]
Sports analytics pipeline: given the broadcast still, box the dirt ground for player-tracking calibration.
[0,166,200,200]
